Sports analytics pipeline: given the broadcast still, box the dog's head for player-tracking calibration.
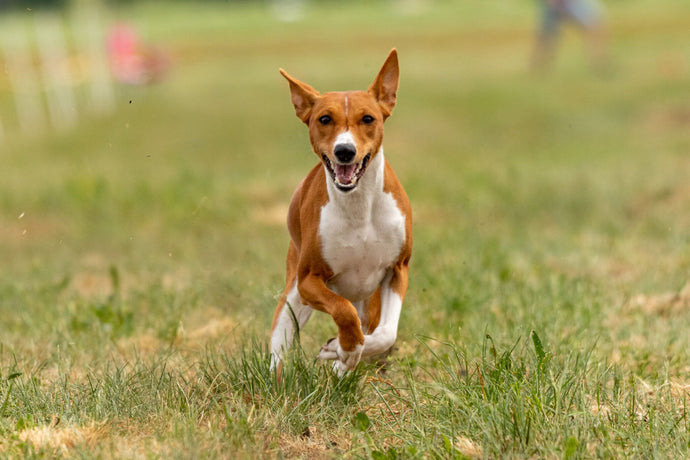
[280,49,399,192]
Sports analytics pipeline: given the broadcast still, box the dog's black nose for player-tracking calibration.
[334,144,356,164]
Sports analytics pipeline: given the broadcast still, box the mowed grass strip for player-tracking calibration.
[1,0,690,457]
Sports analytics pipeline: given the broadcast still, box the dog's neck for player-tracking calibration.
[323,147,385,220]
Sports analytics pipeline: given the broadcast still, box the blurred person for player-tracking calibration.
[532,0,608,71]
[107,23,169,85]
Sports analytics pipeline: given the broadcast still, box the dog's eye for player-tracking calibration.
[362,115,375,125]
[318,115,332,125]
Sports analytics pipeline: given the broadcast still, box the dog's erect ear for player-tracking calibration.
[368,49,399,120]
[280,69,320,125]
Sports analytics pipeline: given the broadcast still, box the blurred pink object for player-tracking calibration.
[107,23,169,85]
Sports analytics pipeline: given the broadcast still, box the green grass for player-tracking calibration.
[1,0,690,457]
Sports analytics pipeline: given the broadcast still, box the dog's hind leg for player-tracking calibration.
[270,281,313,375]
[361,271,402,357]
[270,243,313,377]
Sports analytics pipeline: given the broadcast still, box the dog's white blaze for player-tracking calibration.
[270,282,313,369]
[320,150,406,303]
[333,130,355,150]
[344,94,349,117]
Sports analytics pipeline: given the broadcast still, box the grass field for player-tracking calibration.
[1,0,690,457]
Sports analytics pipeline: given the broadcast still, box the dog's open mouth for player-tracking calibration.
[322,153,371,192]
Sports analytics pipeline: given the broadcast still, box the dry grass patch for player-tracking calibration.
[454,436,483,459]
[275,427,350,460]
[626,281,690,317]
[116,332,165,356]
[176,306,238,351]
[251,203,289,227]
[18,421,104,456]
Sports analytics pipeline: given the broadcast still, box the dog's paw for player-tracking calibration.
[332,360,349,377]
[318,337,339,360]
[318,338,363,373]
[338,343,363,370]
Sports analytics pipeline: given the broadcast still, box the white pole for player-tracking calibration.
[34,12,78,132]
[0,20,46,135]
[71,0,115,115]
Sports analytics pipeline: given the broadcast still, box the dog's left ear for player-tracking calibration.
[368,49,399,120]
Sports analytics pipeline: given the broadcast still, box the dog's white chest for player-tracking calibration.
[319,187,405,302]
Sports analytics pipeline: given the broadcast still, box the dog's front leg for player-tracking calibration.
[362,262,408,357]
[319,262,409,361]
[298,272,365,374]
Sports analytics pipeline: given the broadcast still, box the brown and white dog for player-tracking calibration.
[270,49,412,376]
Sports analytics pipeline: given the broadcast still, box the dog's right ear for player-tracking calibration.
[280,69,320,125]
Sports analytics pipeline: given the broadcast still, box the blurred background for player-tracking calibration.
[1,0,689,342]
[1,3,689,456]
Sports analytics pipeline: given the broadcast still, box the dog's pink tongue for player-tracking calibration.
[335,164,357,184]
